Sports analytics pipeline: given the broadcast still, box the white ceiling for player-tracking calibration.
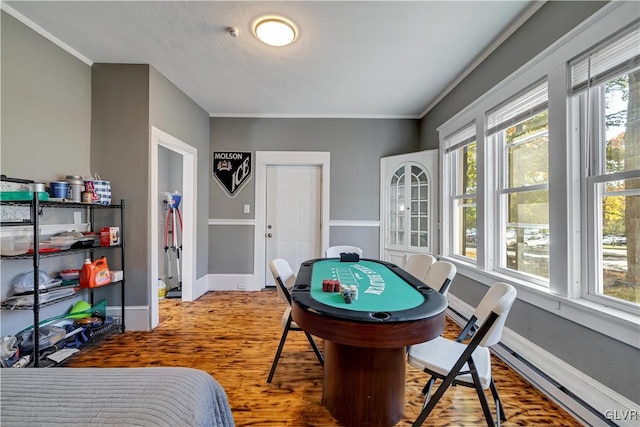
[4,1,538,118]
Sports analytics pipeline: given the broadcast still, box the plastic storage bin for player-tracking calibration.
[0,231,31,255]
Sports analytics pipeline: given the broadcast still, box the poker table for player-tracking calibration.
[291,258,448,427]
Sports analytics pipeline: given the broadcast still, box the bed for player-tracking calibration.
[0,367,235,426]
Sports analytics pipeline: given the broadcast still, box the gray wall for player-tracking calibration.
[1,11,90,181]
[149,67,210,280]
[2,11,207,330]
[91,65,210,306]
[91,64,150,306]
[421,1,639,403]
[0,11,92,335]
[209,118,419,273]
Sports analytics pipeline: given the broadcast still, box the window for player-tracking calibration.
[437,2,639,346]
[445,125,477,260]
[488,81,550,283]
[571,24,640,307]
[388,163,431,250]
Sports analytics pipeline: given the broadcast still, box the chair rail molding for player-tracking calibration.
[209,218,256,226]
[329,220,380,227]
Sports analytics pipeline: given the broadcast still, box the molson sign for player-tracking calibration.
[212,151,252,197]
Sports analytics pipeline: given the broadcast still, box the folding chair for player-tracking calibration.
[408,282,517,426]
[404,253,437,281]
[422,260,457,296]
[267,258,324,383]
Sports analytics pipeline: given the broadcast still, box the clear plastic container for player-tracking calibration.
[0,231,31,255]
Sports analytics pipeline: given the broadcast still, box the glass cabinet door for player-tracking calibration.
[388,162,430,250]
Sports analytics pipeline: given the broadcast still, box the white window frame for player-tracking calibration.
[579,69,640,312]
[489,81,550,286]
[444,124,478,263]
[437,2,640,347]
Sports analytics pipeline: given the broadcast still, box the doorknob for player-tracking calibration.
[267,233,273,238]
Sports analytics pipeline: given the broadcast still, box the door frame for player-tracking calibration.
[149,126,198,328]
[254,151,330,288]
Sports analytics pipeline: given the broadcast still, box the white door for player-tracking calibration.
[265,165,322,286]
[380,150,438,267]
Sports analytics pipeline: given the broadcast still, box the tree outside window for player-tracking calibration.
[599,70,640,304]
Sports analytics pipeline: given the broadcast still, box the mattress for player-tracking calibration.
[0,367,235,426]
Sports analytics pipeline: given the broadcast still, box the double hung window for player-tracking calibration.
[571,24,640,307]
[488,81,550,282]
[445,125,477,261]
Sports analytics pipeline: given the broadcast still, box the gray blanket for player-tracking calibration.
[1,367,234,426]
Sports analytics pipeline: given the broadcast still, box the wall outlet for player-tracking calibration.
[73,211,82,224]
[237,283,246,290]
[243,204,250,214]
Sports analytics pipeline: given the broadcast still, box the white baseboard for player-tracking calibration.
[206,274,262,291]
[447,294,640,426]
[193,275,209,300]
[107,305,149,331]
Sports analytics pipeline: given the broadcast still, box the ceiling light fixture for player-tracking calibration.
[254,17,297,47]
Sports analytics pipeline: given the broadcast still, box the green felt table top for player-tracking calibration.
[310,259,424,312]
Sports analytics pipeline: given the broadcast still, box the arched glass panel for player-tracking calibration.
[388,163,430,249]
[389,167,405,245]
[410,166,429,248]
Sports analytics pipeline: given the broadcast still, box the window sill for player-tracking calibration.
[441,256,640,349]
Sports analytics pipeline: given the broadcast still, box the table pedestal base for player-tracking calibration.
[323,341,405,427]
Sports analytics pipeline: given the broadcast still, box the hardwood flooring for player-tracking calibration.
[65,290,581,426]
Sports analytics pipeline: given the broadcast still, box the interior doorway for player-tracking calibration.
[254,151,330,288]
[149,126,198,328]
[158,146,183,299]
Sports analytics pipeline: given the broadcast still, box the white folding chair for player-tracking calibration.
[422,260,457,296]
[404,253,437,281]
[325,245,363,258]
[267,259,324,383]
[408,282,517,426]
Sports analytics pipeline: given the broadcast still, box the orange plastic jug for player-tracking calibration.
[79,257,111,288]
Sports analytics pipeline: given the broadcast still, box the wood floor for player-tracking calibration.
[65,290,582,426]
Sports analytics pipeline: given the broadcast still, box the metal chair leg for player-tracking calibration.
[420,376,435,396]
[471,370,497,427]
[413,374,452,426]
[413,342,482,426]
[490,378,507,422]
[267,317,293,383]
[304,332,324,366]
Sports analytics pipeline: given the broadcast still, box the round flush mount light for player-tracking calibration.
[254,17,297,47]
